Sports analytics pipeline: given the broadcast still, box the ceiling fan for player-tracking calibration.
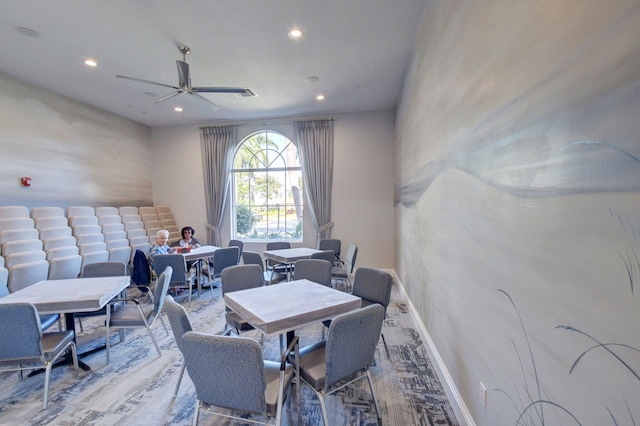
[116,45,256,110]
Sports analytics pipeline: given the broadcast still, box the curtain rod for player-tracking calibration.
[199,116,333,129]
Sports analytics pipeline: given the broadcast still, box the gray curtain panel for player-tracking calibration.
[295,119,334,241]
[200,125,238,246]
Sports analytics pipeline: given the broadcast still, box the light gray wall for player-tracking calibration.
[396,1,640,425]
[150,110,396,269]
[0,71,152,208]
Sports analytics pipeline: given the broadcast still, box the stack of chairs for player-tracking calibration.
[67,206,109,270]
[0,206,49,294]
[31,207,82,280]
[155,206,180,244]
[120,207,149,264]
[139,207,162,244]
[96,207,131,266]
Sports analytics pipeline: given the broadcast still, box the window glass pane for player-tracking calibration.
[232,131,302,242]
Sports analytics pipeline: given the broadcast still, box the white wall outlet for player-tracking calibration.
[479,381,487,410]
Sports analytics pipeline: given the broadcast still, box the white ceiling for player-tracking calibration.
[0,0,427,128]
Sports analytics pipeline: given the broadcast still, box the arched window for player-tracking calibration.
[231,131,303,241]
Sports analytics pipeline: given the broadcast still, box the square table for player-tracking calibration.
[178,245,221,289]
[0,276,130,370]
[262,247,324,280]
[224,279,361,337]
[224,279,361,424]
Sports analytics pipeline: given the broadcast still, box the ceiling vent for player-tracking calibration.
[235,88,258,98]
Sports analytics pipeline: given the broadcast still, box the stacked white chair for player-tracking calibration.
[154,206,180,242]
[98,212,131,266]
[67,207,109,269]
[121,210,149,262]
[138,206,156,216]
[0,208,49,293]
[0,256,8,297]
[32,207,82,280]
[118,206,139,216]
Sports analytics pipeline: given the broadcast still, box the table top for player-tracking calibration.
[262,247,323,263]
[224,279,361,336]
[0,276,130,314]
[181,245,220,261]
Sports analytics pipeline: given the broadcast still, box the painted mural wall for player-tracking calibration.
[0,71,153,208]
[395,1,640,425]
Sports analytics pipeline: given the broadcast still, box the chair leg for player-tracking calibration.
[317,391,329,426]
[159,315,170,336]
[366,369,382,424]
[173,361,186,397]
[192,399,201,426]
[106,308,111,365]
[144,320,162,358]
[78,318,84,333]
[42,361,53,409]
[381,333,390,359]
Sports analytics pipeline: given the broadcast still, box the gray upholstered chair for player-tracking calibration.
[207,246,240,287]
[228,239,244,263]
[220,264,264,336]
[152,254,197,305]
[293,259,333,287]
[74,261,128,332]
[265,241,290,279]
[298,304,384,426]
[0,302,79,409]
[242,251,285,284]
[331,243,357,290]
[163,295,193,397]
[181,331,296,426]
[317,238,341,264]
[105,266,171,365]
[323,267,393,357]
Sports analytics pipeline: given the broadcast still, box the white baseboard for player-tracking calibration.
[384,269,476,426]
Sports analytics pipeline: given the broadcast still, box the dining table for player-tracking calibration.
[224,278,361,424]
[262,247,324,280]
[177,244,221,289]
[0,275,130,371]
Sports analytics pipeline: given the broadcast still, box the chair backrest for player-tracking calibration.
[241,251,264,272]
[82,261,128,278]
[266,242,290,251]
[325,304,385,388]
[164,295,193,353]
[318,238,341,258]
[152,254,188,284]
[0,206,29,218]
[30,207,65,220]
[294,259,332,286]
[228,239,244,262]
[8,260,49,292]
[212,246,240,277]
[221,265,264,296]
[351,267,393,314]
[153,266,172,315]
[0,303,43,360]
[344,243,358,274]
[310,249,335,263]
[131,249,151,285]
[181,332,267,414]
[265,242,290,267]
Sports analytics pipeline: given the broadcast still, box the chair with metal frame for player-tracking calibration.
[0,302,79,409]
[242,251,285,285]
[105,265,171,365]
[298,304,384,426]
[220,264,263,336]
[331,243,357,291]
[75,261,128,332]
[163,295,193,397]
[151,254,198,305]
[181,331,297,426]
[206,246,240,288]
[292,259,333,287]
[317,238,341,265]
[265,241,290,281]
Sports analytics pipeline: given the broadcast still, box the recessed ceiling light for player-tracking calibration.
[17,27,40,38]
[174,107,183,112]
[316,94,325,101]
[288,28,302,39]
[84,59,97,67]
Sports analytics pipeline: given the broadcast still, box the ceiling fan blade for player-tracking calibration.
[154,91,182,103]
[176,60,189,89]
[189,92,221,111]
[192,86,253,94]
[115,75,179,90]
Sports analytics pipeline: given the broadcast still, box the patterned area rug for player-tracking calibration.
[0,282,458,425]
